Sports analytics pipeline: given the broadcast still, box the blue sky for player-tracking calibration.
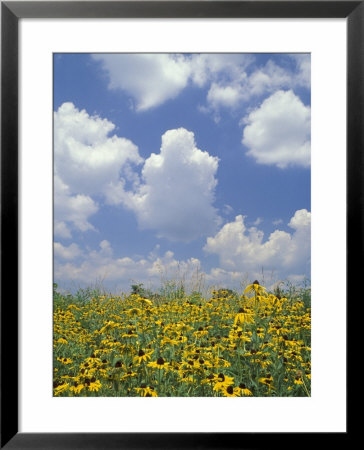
[53,53,311,293]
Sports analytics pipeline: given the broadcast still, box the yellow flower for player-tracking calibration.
[243,281,267,296]
[148,357,169,370]
[234,308,255,325]
[212,373,234,392]
[57,357,72,365]
[88,379,102,392]
[133,349,153,364]
[122,329,138,338]
[238,383,253,396]
[140,298,153,306]
[54,382,69,396]
[259,375,274,389]
[69,383,84,394]
[127,307,142,317]
[135,384,158,397]
[221,385,241,397]
[55,338,68,345]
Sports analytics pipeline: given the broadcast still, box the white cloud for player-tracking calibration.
[54,102,143,236]
[54,240,203,292]
[54,102,143,197]
[189,54,252,87]
[247,59,293,96]
[54,104,221,242]
[93,54,191,111]
[93,53,253,112]
[54,174,98,233]
[204,55,310,113]
[207,82,246,110]
[54,242,82,260]
[121,128,221,242]
[242,90,311,168]
[54,221,72,239]
[204,209,311,277]
[291,54,311,88]
[92,54,310,117]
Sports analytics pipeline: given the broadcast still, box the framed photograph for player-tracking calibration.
[1,1,356,448]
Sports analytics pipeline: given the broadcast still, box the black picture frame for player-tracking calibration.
[1,1,356,448]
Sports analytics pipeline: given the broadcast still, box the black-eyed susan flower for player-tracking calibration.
[234,308,254,326]
[212,373,234,392]
[122,329,138,338]
[238,383,253,396]
[69,382,84,394]
[133,348,153,364]
[221,385,241,397]
[259,374,274,388]
[243,281,267,296]
[127,307,142,317]
[139,298,153,306]
[135,384,158,397]
[57,357,73,365]
[148,357,169,370]
[53,382,69,396]
[88,379,102,392]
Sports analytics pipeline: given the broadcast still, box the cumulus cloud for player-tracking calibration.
[54,221,72,239]
[54,102,143,196]
[54,103,221,242]
[54,174,98,234]
[247,60,294,97]
[242,90,311,168]
[204,55,310,113]
[54,242,82,260]
[54,102,143,236]
[121,128,221,242]
[291,54,311,88]
[54,240,203,291]
[92,53,310,117]
[189,54,252,87]
[207,82,246,111]
[93,53,254,112]
[204,209,311,277]
[92,54,191,111]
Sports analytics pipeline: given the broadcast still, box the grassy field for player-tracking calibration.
[53,281,311,397]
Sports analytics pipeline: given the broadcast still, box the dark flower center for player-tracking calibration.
[138,350,145,356]
[226,386,234,394]
[157,357,165,365]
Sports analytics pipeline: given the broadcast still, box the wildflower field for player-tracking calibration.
[53,282,311,397]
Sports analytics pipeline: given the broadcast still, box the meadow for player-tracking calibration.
[53,281,311,397]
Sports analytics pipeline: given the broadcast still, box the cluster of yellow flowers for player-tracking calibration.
[53,282,311,397]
